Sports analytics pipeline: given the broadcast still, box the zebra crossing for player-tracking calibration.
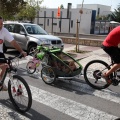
[2,44,120,120]
[1,75,120,120]
[30,84,117,120]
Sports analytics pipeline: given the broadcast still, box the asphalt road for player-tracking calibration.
[1,48,120,120]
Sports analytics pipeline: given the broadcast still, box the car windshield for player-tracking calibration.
[24,24,48,35]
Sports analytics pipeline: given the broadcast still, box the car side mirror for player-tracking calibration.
[20,31,26,35]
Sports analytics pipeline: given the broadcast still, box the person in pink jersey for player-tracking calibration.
[102,26,120,84]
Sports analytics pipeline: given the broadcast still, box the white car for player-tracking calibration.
[3,22,64,54]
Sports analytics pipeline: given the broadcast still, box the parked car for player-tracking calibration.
[3,21,64,54]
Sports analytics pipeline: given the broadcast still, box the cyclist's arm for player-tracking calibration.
[10,40,27,57]
[4,28,26,57]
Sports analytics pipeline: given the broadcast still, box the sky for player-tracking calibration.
[41,0,120,11]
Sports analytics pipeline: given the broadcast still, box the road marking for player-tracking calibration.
[59,79,120,104]
[18,59,28,64]
[4,76,119,119]
[4,59,120,119]
[0,103,30,120]
[30,85,117,120]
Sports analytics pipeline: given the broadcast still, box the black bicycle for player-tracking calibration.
[84,58,120,90]
[0,54,32,113]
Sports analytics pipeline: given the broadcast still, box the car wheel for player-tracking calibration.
[3,44,7,53]
[28,44,37,55]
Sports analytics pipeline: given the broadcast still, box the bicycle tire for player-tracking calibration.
[41,66,56,85]
[84,60,112,90]
[8,75,32,113]
[26,61,36,74]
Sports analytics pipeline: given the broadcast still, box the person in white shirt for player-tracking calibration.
[0,16,27,91]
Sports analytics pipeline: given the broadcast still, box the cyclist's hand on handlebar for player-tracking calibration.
[21,51,27,57]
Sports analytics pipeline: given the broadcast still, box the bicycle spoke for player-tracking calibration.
[11,79,29,110]
[8,75,32,113]
[84,60,111,90]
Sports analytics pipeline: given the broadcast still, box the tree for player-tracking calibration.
[0,0,26,20]
[111,4,120,22]
[17,0,43,22]
[60,4,64,9]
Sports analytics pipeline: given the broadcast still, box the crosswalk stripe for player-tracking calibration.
[0,103,30,120]
[30,85,117,120]
[3,60,119,119]
[4,76,119,119]
[60,80,120,104]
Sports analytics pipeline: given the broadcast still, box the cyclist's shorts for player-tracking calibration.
[0,53,7,63]
[101,44,120,63]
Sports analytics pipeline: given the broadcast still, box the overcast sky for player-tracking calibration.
[41,0,120,11]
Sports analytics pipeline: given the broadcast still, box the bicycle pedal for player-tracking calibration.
[0,82,3,86]
[112,79,119,86]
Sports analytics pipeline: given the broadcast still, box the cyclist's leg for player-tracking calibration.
[0,53,8,79]
[0,53,8,90]
[0,64,8,80]
[102,46,120,76]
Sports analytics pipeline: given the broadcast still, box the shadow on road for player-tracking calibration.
[0,99,50,120]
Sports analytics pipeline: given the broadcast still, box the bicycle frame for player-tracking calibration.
[0,55,21,91]
[96,59,120,85]
[0,68,8,91]
[107,58,120,79]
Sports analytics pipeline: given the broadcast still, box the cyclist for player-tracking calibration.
[101,25,120,84]
[0,16,27,90]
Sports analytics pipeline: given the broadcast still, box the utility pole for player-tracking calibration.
[78,0,84,52]
[76,19,80,52]
[76,0,84,52]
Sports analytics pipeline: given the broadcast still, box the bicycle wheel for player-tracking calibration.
[8,75,32,113]
[26,61,36,74]
[41,66,56,85]
[84,60,112,90]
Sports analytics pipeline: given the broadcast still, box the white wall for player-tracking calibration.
[77,4,111,16]
[70,8,92,34]
[34,8,92,34]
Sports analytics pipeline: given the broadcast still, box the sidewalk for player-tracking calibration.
[63,43,111,67]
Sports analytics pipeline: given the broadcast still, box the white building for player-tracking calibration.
[34,8,93,34]
[77,4,111,16]
[34,4,112,34]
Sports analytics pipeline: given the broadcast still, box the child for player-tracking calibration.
[62,60,76,73]
[52,53,76,73]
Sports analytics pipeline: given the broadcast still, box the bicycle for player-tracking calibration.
[26,44,54,74]
[84,58,120,90]
[0,54,32,113]
[26,44,83,85]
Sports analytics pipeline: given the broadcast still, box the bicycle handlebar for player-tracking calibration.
[0,53,23,72]
[0,53,23,67]
[5,53,23,61]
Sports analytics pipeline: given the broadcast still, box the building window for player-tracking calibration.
[97,8,100,16]
[71,20,73,28]
[59,21,61,28]
[53,23,57,25]
[47,19,49,26]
